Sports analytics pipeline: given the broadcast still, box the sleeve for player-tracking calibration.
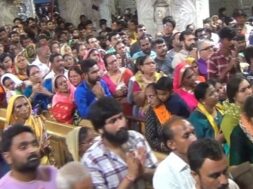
[83,156,108,189]
[207,57,217,80]
[74,87,89,118]
[188,111,214,139]
[230,126,247,165]
[144,109,163,151]
[101,80,112,97]
[133,131,158,168]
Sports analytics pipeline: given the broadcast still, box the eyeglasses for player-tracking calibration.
[200,45,214,51]
[105,113,124,124]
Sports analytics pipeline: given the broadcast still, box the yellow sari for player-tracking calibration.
[6,95,49,164]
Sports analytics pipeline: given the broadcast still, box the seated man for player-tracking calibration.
[153,116,197,189]
[188,138,239,189]
[0,125,57,188]
[74,59,111,118]
[82,97,157,189]
[56,161,92,189]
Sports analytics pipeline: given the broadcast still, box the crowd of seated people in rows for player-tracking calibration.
[1,6,253,189]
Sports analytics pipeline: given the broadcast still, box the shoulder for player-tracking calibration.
[82,139,105,164]
[228,179,240,189]
[38,166,58,180]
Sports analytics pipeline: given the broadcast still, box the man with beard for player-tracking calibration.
[207,27,237,82]
[75,59,111,118]
[0,125,57,188]
[82,97,157,189]
[132,35,156,61]
[172,30,196,69]
[154,38,173,77]
[188,138,239,189]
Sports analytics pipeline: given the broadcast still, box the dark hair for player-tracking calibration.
[227,74,246,103]
[187,138,224,173]
[162,116,184,145]
[2,77,11,87]
[194,82,210,101]
[49,40,60,52]
[26,65,39,77]
[232,8,247,18]
[86,35,96,44]
[78,127,91,144]
[87,97,122,131]
[179,30,194,41]
[218,27,236,40]
[135,55,149,67]
[49,53,62,63]
[138,34,152,44]
[107,31,119,42]
[1,125,34,152]
[145,83,156,92]
[162,16,176,28]
[0,53,13,64]
[103,53,115,67]
[243,46,253,64]
[80,59,97,73]
[9,31,19,38]
[68,65,82,78]
[244,96,253,118]
[13,17,22,23]
[137,24,145,29]
[154,38,165,46]
[155,76,173,92]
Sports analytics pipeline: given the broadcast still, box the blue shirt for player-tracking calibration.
[23,82,52,113]
[74,80,111,118]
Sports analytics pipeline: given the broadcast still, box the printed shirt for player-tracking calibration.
[82,130,158,189]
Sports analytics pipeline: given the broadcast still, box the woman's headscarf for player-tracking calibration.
[173,62,191,90]
[0,73,23,91]
[5,95,44,141]
[14,52,29,81]
[65,126,82,161]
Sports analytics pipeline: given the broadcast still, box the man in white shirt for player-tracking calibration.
[188,138,240,189]
[153,116,197,189]
[32,44,51,78]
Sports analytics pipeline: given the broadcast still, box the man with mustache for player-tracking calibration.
[0,125,57,188]
[154,38,173,77]
[172,30,197,69]
[82,97,157,189]
[74,59,111,118]
[188,138,239,189]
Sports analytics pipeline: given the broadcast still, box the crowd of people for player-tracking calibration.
[0,5,253,189]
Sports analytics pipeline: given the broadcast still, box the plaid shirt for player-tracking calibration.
[207,49,232,82]
[82,130,158,189]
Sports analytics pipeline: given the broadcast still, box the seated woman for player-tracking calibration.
[173,62,198,112]
[63,54,76,70]
[130,55,163,117]
[0,53,15,73]
[83,48,106,75]
[230,96,253,165]
[5,95,51,164]
[24,65,53,114]
[0,73,23,101]
[144,83,171,153]
[65,126,96,161]
[188,82,224,141]
[68,65,82,87]
[102,53,133,115]
[52,75,76,124]
[14,52,29,81]
[221,74,252,147]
